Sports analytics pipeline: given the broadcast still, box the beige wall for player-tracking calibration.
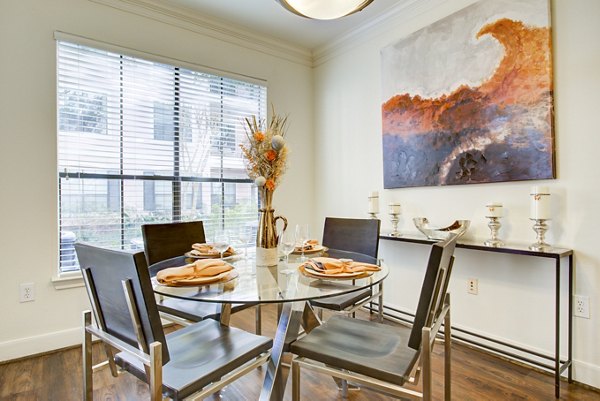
[312,0,600,388]
[0,0,314,359]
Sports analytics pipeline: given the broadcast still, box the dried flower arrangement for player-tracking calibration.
[240,111,289,193]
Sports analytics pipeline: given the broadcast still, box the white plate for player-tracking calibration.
[185,250,236,259]
[300,266,372,279]
[291,245,328,255]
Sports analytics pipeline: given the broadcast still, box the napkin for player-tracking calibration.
[191,243,234,256]
[295,239,319,252]
[156,259,233,285]
[302,257,380,275]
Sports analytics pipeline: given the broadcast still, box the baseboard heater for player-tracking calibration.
[363,302,570,376]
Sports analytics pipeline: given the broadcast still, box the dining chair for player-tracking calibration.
[142,221,262,333]
[75,243,272,401]
[291,235,457,401]
[309,217,383,321]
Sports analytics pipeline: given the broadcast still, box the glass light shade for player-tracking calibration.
[277,0,374,20]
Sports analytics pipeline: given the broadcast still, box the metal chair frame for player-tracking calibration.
[292,293,451,400]
[81,266,269,401]
[291,238,456,401]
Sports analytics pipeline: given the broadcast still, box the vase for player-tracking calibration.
[256,188,288,266]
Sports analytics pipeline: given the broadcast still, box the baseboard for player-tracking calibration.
[573,359,600,390]
[0,319,178,363]
[0,327,81,362]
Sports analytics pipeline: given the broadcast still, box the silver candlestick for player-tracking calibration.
[389,212,401,237]
[368,212,378,220]
[529,218,551,251]
[483,216,503,247]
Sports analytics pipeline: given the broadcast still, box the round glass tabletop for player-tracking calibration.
[149,249,388,304]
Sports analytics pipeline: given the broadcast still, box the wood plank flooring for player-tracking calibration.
[0,304,598,401]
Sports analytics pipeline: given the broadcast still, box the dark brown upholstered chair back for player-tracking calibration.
[142,220,206,266]
[75,243,169,363]
[408,235,457,351]
[322,217,381,259]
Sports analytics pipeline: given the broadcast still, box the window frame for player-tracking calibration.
[54,35,265,284]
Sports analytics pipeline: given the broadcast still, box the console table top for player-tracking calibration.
[380,233,573,258]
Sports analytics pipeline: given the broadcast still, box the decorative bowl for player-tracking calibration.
[413,217,470,240]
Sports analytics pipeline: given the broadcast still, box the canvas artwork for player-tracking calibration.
[381,0,555,188]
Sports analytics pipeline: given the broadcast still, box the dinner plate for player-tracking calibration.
[299,265,371,279]
[159,269,239,287]
[185,250,236,259]
[291,245,328,255]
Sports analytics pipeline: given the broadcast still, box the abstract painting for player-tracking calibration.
[381,0,555,188]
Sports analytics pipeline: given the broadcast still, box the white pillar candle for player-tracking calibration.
[389,202,401,214]
[485,202,503,217]
[368,191,379,214]
[530,186,550,220]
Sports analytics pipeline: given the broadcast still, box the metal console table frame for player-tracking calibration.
[379,234,573,398]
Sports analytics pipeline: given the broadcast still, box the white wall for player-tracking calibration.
[313,0,600,389]
[0,0,314,360]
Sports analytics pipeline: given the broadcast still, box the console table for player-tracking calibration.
[379,233,573,398]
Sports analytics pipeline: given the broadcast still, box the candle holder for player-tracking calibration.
[529,218,551,251]
[483,216,503,247]
[389,212,401,237]
[368,212,379,219]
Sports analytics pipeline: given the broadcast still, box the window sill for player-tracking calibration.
[52,271,85,290]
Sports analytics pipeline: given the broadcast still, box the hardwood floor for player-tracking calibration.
[0,305,597,401]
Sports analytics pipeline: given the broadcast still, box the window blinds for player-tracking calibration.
[57,41,266,272]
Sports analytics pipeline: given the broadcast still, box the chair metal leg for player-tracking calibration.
[292,358,301,401]
[444,295,452,401]
[83,311,93,401]
[341,379,348,399]
[256,304,262,335]
[149,341,163,401]
[102,344,119,377]
[422,327,432,401]
[378,282,384,322]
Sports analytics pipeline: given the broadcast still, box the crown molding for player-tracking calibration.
[89,0,313,67]
[313,0,454,66]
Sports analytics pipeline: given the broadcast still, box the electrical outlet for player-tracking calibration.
[19,282,35,303]
[467,278,478,295]
[574,295,590,319]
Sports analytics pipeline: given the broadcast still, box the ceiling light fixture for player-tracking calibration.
[276,0,374,20]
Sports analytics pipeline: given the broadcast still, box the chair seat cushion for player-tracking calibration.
[157,298,254,322]
[309,287,373,311]
[290,316,418,385]
[116,319,272,400]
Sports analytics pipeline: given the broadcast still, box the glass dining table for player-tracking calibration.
[149,248,388,401]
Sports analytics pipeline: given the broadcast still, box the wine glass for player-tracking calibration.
[278,230,295,265]
[238,225,253,259]
[295,224,309,261]
[213,231,230,259]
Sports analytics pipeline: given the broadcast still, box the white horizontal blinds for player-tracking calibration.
[57,41,266,272]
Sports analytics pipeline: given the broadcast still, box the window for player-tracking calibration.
[57,40,266,273]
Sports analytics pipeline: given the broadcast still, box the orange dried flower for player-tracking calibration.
[265,150,277,162]
[265,179,276,191]
[254,131,265,142]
